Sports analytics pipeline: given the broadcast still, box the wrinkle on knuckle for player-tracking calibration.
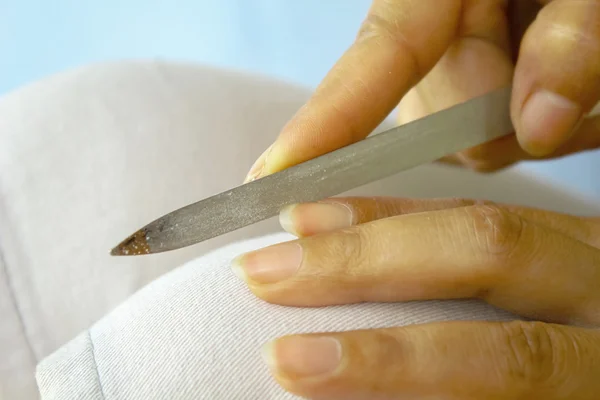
[539,1,600,52]
[353,226,376,276]
[466,204,525,265]
[303,226,378,304]
[370,329,411,369]
[369,197,399,220]
[328,227,372,279]
[356,11,424,78]
[535,1,600,94]
[498,321,564,389]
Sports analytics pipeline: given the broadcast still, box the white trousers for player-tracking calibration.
[1,61,598,399]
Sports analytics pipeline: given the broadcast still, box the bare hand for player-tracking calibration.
[244,0,600,178]
[233,197,600,399]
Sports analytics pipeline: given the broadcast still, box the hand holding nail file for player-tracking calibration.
[110,86,514,256]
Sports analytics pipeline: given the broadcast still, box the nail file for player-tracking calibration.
[111,87,514,256]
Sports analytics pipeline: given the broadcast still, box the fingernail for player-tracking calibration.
[520,90,582,156]
[279,202,354,236]
[262,336,342,379]
[244,144,273,183]
[231,242,303,284]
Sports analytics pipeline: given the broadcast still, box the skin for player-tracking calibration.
[235,0,600,398]
[234,198,600,399]
[244,0,600,179]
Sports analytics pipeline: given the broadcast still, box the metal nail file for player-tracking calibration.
[111,86,514,256]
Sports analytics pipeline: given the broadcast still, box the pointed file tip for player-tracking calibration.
[110,229,151,256]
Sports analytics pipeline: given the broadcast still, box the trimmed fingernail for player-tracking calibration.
[244,144,273,183]
[231,242,302,284]
[262,336,342,379]
[520,90,582,156]
[279,202,354,236]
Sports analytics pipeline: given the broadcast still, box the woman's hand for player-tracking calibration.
[232,197,600,399]
[244,0,600,179]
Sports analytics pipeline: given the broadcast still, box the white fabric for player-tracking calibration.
[0,61,598,399]
[37,233,519,400]
[0,61,312,399]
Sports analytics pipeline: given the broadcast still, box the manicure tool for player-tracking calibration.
[111,87,514,256]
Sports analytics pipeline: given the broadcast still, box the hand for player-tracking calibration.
[244,0,600,179]
[232,197,600,399]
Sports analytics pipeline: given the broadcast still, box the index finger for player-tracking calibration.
[246,0,461,181]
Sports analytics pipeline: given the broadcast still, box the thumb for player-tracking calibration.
[512,0,600,156]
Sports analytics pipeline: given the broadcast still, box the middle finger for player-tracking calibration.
[233,204,600,327]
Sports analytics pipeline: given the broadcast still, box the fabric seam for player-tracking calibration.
[88,330,107,399]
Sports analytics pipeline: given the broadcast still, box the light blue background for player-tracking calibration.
[2,0,598,199]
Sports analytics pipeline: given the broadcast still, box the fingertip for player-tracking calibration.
[517,89,583,156]
[262,335,343,381]
[279,204,300,236]
[243,144,274,183]
[230,242,303,285]
[511,0,600,156]
[230,254,247,281]
[279,202,354,237]
[247,139,299,181]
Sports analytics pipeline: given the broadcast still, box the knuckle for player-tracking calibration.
[368,197,401,220]
[333,226,373,274]
[353,226,376,270]
[465,204,525,262]
[499,321,564,388]
[539,1,600,53]
[356,11,424,77]
[358,12,400,41]
[534,1,600,93]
